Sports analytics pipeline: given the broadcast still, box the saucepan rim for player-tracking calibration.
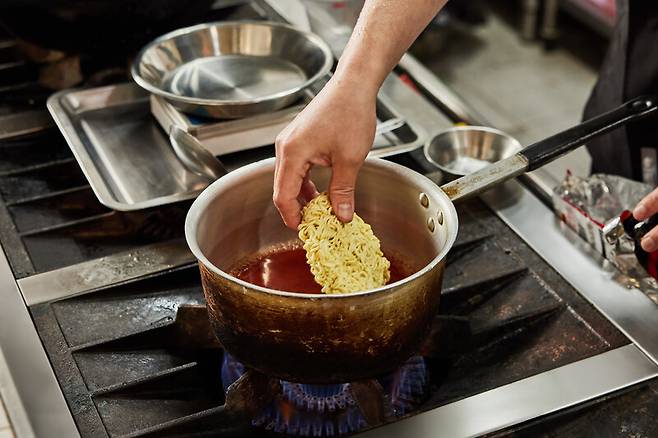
[184,157,459,299]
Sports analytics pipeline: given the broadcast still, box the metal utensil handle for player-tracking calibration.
[375,118,405,136]
[442,95,658,203]
[523,95,658,171]
[169,125,228,180]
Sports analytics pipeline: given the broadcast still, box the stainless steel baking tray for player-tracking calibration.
[47,83,213,211]
[48,82,425,211]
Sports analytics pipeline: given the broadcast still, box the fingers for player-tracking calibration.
[273,155,308,230]
[634,187,658,221]
[329,157,362,223]
[641,228,658,252]
[299,176,319,204]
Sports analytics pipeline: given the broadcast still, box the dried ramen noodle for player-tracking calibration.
[298,193,391,294]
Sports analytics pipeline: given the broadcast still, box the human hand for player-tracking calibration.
[633,187,658,251]
[273,74,377,229]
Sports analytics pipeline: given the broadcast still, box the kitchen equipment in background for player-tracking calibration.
[46,83,213,211]
[423,126,522,178]
[48,77,426,211]
[301,0,364,56]
[436,96,657,202]
[152,90,406,157]
[132,21,333,119]
[150,92,309,156]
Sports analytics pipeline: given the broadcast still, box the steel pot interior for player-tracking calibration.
[185,157,458,297]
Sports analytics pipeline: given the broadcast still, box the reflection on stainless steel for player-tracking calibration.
[361,344,658,438]
[169,126,228,180]
[17,239,195,306]
[132,21,333,119]
[47,84,213,211]
[425,126,522,178]
[0,241,80,438]
[440,155,529,203]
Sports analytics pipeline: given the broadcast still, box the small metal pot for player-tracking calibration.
[185,95,657,383]
[424,126,522,178]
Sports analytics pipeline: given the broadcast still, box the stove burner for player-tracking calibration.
[380,355,427,416]
[222,353,427,436]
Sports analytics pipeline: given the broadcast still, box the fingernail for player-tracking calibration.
[337,203,353,222]
[643,236,658,253]
[635,203,649,220]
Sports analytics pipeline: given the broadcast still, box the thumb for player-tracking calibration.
[329,159,361,222]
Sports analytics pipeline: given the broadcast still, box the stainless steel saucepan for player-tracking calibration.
[185,95,657,384]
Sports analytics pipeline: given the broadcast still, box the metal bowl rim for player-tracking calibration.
[131,20,333,106]
[185,157,459,300]
[423,125,522,176]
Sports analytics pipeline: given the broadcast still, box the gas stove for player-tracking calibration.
[19,191,630,438]
[2,2,658,438]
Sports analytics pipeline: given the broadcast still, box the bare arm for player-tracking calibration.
[338,0,448,97]
[274,0,448,229]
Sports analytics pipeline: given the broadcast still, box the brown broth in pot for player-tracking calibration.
[226,244,412,294]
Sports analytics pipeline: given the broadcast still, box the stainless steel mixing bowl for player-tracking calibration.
[132,21,333,119]
[424,126,522,178]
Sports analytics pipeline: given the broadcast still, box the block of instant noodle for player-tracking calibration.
[298,193,391,294]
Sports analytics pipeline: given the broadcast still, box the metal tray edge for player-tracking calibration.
[47,86,204,211]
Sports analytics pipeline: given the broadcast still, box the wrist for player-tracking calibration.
[331,59,382,102]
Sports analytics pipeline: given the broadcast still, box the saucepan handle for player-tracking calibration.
[522,95,658,171]
[441,95,658,202]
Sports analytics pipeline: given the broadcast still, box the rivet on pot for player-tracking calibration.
[419,193,429,208]
[438,211,444,225]
[427,217,435,232]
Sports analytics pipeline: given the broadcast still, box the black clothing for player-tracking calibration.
[584,0,658,181]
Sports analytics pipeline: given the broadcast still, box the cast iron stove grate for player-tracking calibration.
[29,200,629,437]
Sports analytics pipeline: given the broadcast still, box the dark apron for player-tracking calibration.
[584,0,658,183]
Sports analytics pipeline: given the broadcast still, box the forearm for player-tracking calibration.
[334,0,448,94]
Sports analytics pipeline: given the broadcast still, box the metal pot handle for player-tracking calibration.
[441,95,658,202]
[522,95,658,171]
